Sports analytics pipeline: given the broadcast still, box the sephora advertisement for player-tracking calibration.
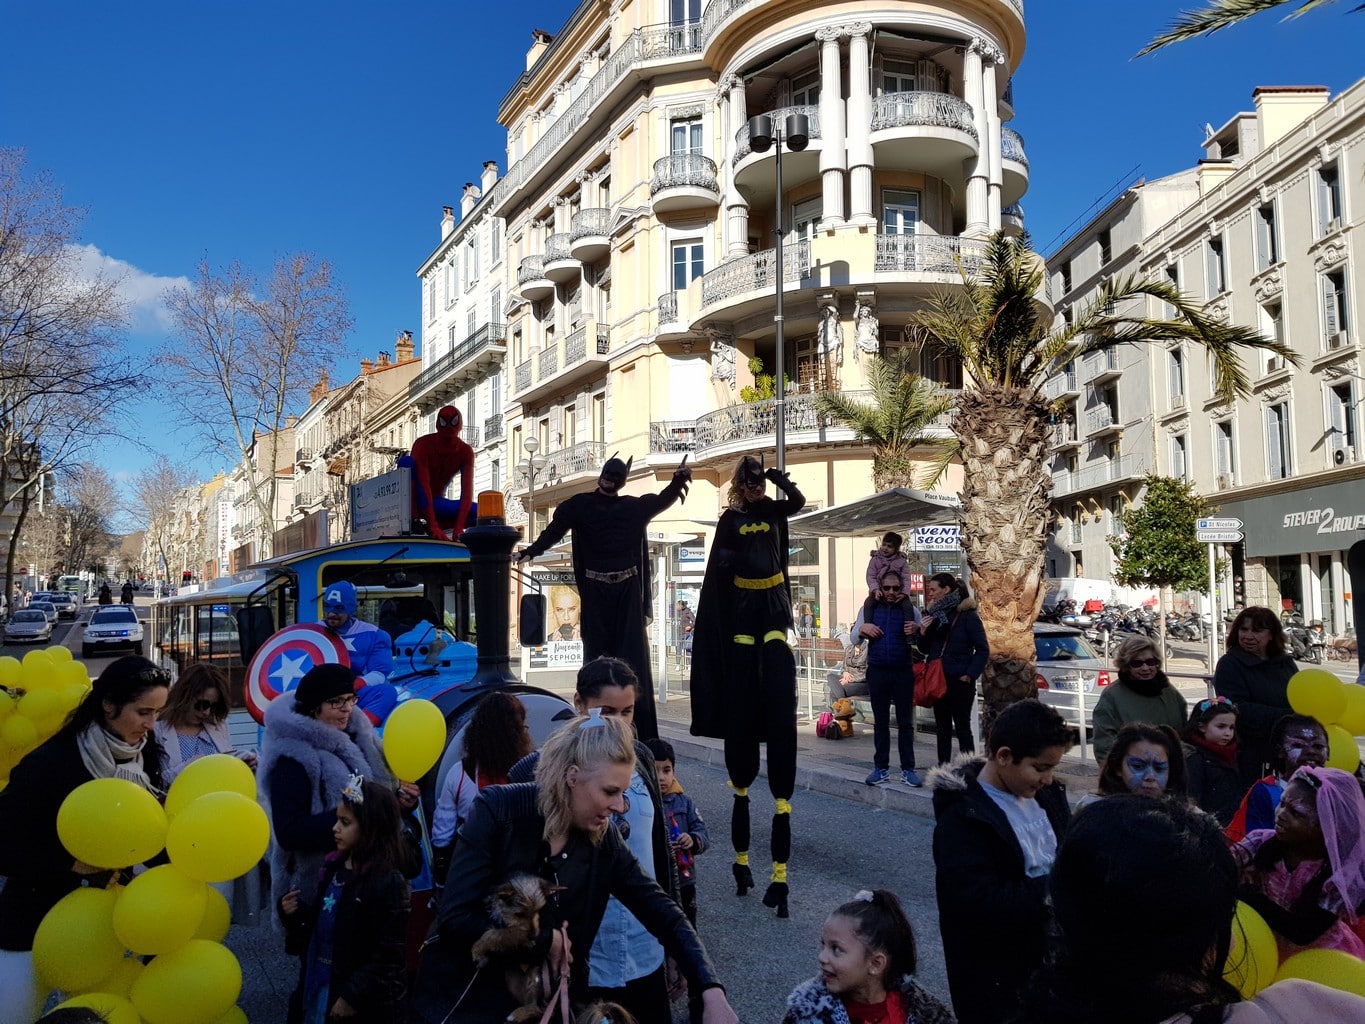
[526,570,584,670]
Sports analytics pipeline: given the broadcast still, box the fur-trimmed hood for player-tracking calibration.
[926,753,985,796]
[781,975,956,1024]
[956,597,978,614]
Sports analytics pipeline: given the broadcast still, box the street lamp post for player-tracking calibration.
[746,112,809,472]
[517,435,547,536]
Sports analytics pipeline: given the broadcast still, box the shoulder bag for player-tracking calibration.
[913,612,959,708]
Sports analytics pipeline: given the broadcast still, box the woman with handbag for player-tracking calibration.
[915,574,989,766]
[859,571,922,788]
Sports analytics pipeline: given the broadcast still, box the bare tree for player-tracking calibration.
[132,454,197,580]
[160,253,351,557]
[62,464,118,574]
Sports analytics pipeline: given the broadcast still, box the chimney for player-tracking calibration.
[360,357,373,374]
[1196,159,1237,197]
[481,160,499,193]
[376,351,391,368]
[309,371,330,405]
[528,28,552,70]
[461,182,482,219]
[1254,85,1330,148]
[441,205,455,240]
[395,330,414,363]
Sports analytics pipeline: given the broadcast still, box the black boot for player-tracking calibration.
[733,861,754,896]
[762,880,789,918]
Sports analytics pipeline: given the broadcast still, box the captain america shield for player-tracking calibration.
[244,623,351,724]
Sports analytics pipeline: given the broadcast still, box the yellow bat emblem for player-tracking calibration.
[738,522,770,535]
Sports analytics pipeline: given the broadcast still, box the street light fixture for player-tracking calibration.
[747,111,809,472]
[517,435,547,535]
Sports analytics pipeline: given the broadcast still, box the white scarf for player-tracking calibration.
[76,721,159,795]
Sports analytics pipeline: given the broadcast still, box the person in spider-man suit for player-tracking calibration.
[399,405,478,540]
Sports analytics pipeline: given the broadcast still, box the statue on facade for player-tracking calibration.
[817,301,844,367]
[854,299,880,356]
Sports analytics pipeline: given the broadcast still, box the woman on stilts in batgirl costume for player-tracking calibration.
[689,455,804,917]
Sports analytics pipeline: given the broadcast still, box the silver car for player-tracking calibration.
[4,609,55,645]
[28,601,59,625]
[1033,623,1111,726]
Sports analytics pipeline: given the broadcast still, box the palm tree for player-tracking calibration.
[909,232,1294,739]
[1139,0,1358,56]
[815,352,954,491]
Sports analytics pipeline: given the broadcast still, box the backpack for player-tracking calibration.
[816,711,842,740]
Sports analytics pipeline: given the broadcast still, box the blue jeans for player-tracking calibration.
[866,663,916,770]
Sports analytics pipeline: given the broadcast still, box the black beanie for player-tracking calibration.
[293,663,357,712]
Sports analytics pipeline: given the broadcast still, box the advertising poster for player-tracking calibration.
[527,570,584,670]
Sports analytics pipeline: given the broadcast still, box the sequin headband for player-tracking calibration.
[342,773,365,804]
[1197,696,1236,713]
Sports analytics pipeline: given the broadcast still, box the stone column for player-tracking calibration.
[981,44,1005,232]
[717,87,732,256]
[815,27,847,229]
[962,39,988,237]
[845,23,875,227]
[722,75,751,259]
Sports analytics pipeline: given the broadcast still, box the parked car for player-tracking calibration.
[35,592,78,619]
[82,606,145,658]
[3,609,54,645]
[28,600,59,625]
[1033,622,1111,727]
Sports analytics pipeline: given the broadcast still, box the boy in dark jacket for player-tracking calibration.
[928,699,1073,1024]
[644,738,710,926]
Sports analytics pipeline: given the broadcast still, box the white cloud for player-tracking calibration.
[69,244,190,335]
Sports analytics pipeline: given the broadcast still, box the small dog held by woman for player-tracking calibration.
[471,874,565,1022]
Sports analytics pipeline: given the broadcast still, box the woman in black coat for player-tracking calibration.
[916,574,989,765]
[0,657,169,1024]
[1213,606,1298,783]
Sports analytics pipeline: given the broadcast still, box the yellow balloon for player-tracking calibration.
[19,650,56,689]
[1223,900,1278,998]
[166,791,269,882]
[61,682,90,711]
[1287,669,1347,724]
[61,659,91,686]
[1275,948,1365,998]
[1339,685,1365,736]
[0,713,38,753]
[1325,724,1362,774]
[45,644,73,663]
[16,686,62,723]
[194,885,232,942]
[0,655,20,686]
[32,888,125,992]
[213,1007,249,1024]
[383,697,447,782]
[83,955,145,998]
[52,992,141,1024]
[131,939,242,1024]
[57,777,168,869]
[166,753,257,817]
[113,863,209,954]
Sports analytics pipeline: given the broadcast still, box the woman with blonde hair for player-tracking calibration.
[1090,635,1188,763]
[413,712,739,1024]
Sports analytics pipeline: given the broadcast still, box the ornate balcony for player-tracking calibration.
[870,92,978,175]
[540,440,608,488]
[1051,422,1081,451]
[1081,347,1121,384]
[514,322,611,404]
[514,359,533,393]
[1001,125,1030,204]
[1002,202,1025,236]
[650,154,720,215]
[1053,456,1143,499]
[1085,406,1122,437]
[408,321,507,411]
[483,412,505,445]
[295,447,314,465]
[699,241,810,318]
[537,344,559,379]
[569,208,612,263]
[657,292,678,326]
[1043,371,1081,401]
[517,255,553,302]
[874,234,987,275]
[733,105,821,193]
[543,233,579,284]
[649,420,698,455]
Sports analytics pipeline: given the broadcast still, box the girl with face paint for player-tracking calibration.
[1225,713,1330,843]
[1076,724,1187,812]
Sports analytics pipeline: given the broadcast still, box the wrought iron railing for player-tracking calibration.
[735,105,820,163]
[483,412,504,443]
[515,359,532,392]
[538,344,559,378]
[566,326,588,365]
[650,420,698,453]
[544,233,573,264]
[874,234,988,274]
[569,208,611,241]
[657,292,678,324]
[1053,455,1142,498]
[1085,406,1119,433]
[650,153,719,195]
[517,255,547,285]
[595,324,610,355]
[1002,202,1024,220]
[1043,372,1080,400]
[870,92,977,138]
[1081,347,1120,379]
[295,448,314,464]
[701,240,809,308]
[639,20,703,59]
[543,440,607,481]
[408,322,507,400]
[1002,126,1028,168]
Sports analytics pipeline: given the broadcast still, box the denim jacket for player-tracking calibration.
[588,768,665,986]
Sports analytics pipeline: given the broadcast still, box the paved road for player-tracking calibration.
[228,754,946,1024]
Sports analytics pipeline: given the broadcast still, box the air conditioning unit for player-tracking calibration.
[1334,446,1356,466]
[1216,473,1234,490]
[1266,355,1286,373]
[1326,331,1349,349]
[1326,217,1342,234]
[1171,394,1186,410]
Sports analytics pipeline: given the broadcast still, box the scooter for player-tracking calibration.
[1305,620,1328,665]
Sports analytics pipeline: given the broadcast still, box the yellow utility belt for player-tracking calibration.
[732,572,784,590]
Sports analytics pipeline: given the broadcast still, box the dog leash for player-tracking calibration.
[436,966,481,1024]
[537,968,571,1024]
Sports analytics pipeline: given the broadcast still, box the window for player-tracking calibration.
[1061,261,1072,294]
[444,261,455,307]
[592,393,606,442]
[490,223,501,266]
[1266,402,1291,479]
[791,196,822,241]
[426,277,436,321]
[597,279,611,323]
[881,189,919,236]
[466,238,479,289]
[467,308,478,338]
[491,460,501,492]
[1107,495,1125,535]
[1097,229,1112,266]
[671,117,703,155]
[1214,420,1236,486]
[1329,383,1357,458]
[1318,163,1342,235]
[790,70,819,107]
[1261,302,1285,372]
[882,59,942,94]
[447,324,458,351]
[490,286,502,323]
[1168,348,1185,406]
[1206,236,1226,297]
[671,240,704,289]
[1256,201,1279,271]
[512,328,523,365]
[563,405,576,447]
[490,371,502,415]
[1323,268,1349,346]
[1171,433,1188,481]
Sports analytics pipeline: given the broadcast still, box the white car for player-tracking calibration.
[28,601,59,625]
[4,609,54,645]
[82,606,145,658]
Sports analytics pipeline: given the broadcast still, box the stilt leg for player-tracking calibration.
[762,798,791,918]
[729,785,753,896]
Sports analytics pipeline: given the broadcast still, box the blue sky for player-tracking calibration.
[4,0,1362,492]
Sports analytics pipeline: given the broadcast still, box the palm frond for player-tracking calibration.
[1138,0,1356,57]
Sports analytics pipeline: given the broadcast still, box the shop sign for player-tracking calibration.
[909,525,960,551]
[1219,479,1365,557]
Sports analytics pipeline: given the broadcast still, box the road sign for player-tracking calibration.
[1197,517,1243,530]
[1197,529,1244,543]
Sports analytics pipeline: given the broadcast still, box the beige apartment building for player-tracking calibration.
[447,0,1031,633]
[1045,80,1364,634]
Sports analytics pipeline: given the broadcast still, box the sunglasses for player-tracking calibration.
[1129,657,1161,667]
[193,699,216,713]
[882,585,902,592]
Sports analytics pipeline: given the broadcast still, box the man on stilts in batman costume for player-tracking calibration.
[515,454,692,741]
[690,455,805,917]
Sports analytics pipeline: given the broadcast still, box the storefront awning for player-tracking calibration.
[788,487,962,537]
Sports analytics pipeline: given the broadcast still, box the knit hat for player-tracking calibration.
[293,663,357,712]
[322,581,358,615]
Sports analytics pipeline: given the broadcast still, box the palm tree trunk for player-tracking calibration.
[953,388,1054,743]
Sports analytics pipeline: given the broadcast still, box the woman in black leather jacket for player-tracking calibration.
[412,712,739,1024]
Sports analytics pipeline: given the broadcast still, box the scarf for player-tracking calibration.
[76,721,159,795]
[925,588,963,629]
[1118,669,1170,698]
[1187,732,1239,766]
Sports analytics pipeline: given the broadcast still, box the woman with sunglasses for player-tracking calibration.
[154,663,255,785]
[257,663,397,940]
[0,657,170,1024]
[1090,636,1188,764]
